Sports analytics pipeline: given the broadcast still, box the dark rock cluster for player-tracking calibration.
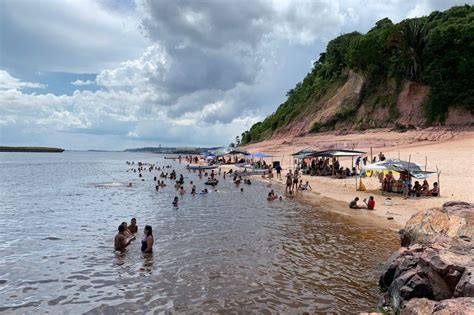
[379,201,474,314]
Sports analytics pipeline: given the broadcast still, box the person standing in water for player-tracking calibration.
[128,218,138,234]
[141,225,154,253]
[115,224,134,251]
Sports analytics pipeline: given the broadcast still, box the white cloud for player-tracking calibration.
[0,0,467,149]
[0,70,45,90]
[1,0,147,73]
[70,79,95,86]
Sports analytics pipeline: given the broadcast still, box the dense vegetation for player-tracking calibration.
[241,5,473,144]
[0,146,65,152]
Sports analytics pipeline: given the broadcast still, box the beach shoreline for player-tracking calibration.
[230,127,474,230]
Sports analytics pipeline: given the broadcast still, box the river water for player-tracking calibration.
[0,151,399,314]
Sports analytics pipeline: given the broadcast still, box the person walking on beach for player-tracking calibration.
[285,171,293,193]
[275,164,282,180]
[141,225,154,253]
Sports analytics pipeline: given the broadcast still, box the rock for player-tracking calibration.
[433,297,474,314]
[379,201,474,313]
[455,267,474,298]
[401,298,436,315]
[400,201,473,247]
[402,297,474,315]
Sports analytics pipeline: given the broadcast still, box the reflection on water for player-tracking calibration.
[0,152,399,313]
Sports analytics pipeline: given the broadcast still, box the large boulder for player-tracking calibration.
[400,201,473,247]
[380,201,474,314]
[402,297,474,315]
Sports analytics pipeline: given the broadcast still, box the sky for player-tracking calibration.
[0,0,470,150]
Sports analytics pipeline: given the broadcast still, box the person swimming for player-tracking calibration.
[172,196,178,206]
[141,225,154,253]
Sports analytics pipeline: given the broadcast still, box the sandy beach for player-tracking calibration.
[240,127,474,229]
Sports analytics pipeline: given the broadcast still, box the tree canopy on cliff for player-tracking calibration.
[241,5,473,145]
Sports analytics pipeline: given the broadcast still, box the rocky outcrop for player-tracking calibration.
[402,297,474,315]
[379,201,474,314]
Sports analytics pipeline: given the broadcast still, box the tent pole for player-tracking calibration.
[436,165,441,197]
[425,156,427,172]
[407,154,412,192]
[370,147,373,163]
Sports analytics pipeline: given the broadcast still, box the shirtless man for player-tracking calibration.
[285,171,293,193]
[115,224,134,251]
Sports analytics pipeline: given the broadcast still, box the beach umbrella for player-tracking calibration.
[250,152,272,158]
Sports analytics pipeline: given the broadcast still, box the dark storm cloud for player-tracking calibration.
[142,0,275,49]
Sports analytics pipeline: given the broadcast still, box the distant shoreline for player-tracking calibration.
[0,146,65,153]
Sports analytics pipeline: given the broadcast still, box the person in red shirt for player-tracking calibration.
[364,196,375,210]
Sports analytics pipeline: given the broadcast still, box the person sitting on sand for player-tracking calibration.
[300,181,312,191]
[115,224,134,251]
[349,197,361,209]
[363,196,375,210]
[421,180,430,196]
[413,181,422,197]
[172,196,179,206]
[430,182,439,197]
[128,218,138,234]
[141,225,154,254]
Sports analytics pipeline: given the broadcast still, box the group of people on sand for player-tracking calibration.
[349,196,375,210]
[408,180,439,197]
[114,218,154,254]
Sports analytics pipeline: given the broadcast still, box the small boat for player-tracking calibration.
[186,165,218,170]
[234,169,268,176]
[205,179,219,186]
[164,156,177,160]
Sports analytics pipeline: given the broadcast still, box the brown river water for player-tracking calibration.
[0,152,399,313]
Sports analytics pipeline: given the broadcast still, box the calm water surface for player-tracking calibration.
[0,151,398,314]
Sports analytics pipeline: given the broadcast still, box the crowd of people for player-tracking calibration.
[118,150,437,252]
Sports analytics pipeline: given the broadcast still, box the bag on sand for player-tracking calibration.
[358,180,366,191]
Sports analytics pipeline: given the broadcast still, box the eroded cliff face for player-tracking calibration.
[269,71,473,140]
[379,201,474,314]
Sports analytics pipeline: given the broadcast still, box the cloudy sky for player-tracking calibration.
[0,0,468,150]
